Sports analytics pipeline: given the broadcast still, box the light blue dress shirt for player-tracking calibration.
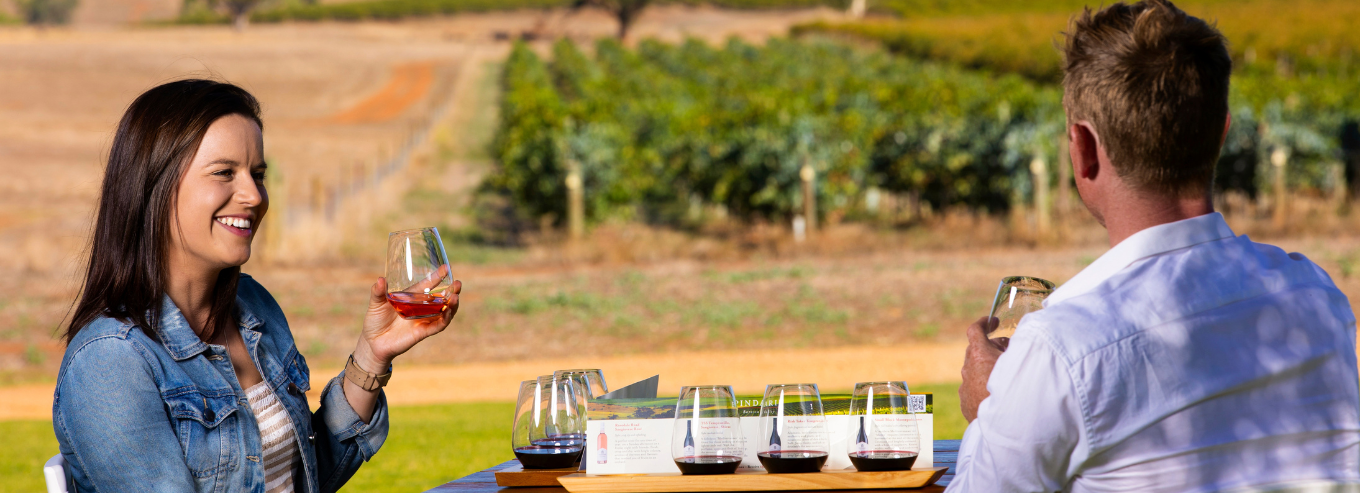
[948,212,1360,492]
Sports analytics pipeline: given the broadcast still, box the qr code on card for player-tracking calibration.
[908,394,927,413]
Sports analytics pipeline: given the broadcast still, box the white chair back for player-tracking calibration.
[43,453,71,493]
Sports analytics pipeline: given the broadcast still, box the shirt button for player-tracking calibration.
[204,409,215,422]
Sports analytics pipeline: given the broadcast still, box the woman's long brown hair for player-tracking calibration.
[65,79,263,345]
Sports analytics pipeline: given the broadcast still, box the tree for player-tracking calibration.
[180,0,260,30]
[223,0,260,30]
[571,0,650,40]
[16,0,79,25]
[847,0,866,18]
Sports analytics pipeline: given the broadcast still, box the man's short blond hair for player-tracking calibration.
[1062,0,1232,197]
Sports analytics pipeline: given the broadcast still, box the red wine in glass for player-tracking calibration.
[386,292,448,319]
[757,451,828,473]
[514,445,583,469]
[848,451,918,472]
[674,455,742,475]
[534,435,585,448]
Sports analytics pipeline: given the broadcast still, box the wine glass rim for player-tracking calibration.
[678,384,735,389]
[852,381,909,387]
[998,276,1056,290]
[388,226,440,236]
[554,369,602,375]
[764,383,820,388]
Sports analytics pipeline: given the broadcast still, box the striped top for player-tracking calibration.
[245,381,301,493]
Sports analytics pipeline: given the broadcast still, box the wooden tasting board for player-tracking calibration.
[555,467,948,493]
[494,463,582,487]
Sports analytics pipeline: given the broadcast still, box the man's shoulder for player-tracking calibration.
[1022,235,1350,360]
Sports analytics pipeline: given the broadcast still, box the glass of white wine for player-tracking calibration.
[987,276,1055,351]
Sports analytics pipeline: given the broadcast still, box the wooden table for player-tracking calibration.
[423,440,960,493]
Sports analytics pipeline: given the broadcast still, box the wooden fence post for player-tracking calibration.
[1271,146,1289,229]
[566,161,584,241]
[1057,133,1071,219]
[1031,155,1051,234]
[311,176,324,216]
[800,161,817,235]
[1331,161,1348,210]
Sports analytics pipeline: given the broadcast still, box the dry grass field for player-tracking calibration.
[0,5,852,388]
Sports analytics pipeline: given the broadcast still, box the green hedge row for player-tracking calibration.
[486,38,1062,225]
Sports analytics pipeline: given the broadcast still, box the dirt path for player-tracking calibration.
[0,344,965,420]
[331,61,437,124]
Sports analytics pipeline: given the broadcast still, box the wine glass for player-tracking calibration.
[987,276,1055,351]
[847,381,920,471]
[512,375,584,469]
[757,383,829,473]
[553,371,592,442]
[672,385,744,475]
[385,227,453,320]
[555,369,609,398]
[511,380,545,467]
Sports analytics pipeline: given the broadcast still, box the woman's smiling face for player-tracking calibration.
[168,113,269,273]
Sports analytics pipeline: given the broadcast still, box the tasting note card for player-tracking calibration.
[584,393,934,475]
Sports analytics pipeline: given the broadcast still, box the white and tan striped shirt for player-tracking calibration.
[245,381,301,493]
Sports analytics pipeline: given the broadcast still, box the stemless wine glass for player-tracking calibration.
[511,379,545,467]
[672,385,745,475]
[758,383,829,473]
[555,369,609,398]
[512,375,584,469]
[386,227,453,320]
[987,276,1056,351]
[847,381,920,471]
[552,371,592,442]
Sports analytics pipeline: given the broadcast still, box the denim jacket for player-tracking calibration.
[53,274,388,492]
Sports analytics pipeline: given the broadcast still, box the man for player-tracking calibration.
[948,1,1360,491]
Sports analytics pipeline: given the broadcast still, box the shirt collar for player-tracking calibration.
[1045,212,1236,307]
[152,294,265,361]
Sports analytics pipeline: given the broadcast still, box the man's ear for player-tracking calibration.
[1070,122,1101,181]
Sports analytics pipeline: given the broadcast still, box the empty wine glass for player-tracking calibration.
[758,383,829,473]
[987,276,1055,351]
[847,381,920,471]
[672,385,744,475]
[386,227,453,320]
[553,371,591,443]
[511,375,584,469]
[555,369,608,398]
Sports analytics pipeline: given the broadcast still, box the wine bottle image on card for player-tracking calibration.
[683,420,696,458]
[855,416,869,454]
[768,417,781,452]
[597,429,608,464]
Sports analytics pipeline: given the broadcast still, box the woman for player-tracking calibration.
[52,79,461,492]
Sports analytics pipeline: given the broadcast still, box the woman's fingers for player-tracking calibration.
[408,264,451,292]
[369,277,388,307]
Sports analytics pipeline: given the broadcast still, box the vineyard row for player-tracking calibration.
[485,37,1360,229]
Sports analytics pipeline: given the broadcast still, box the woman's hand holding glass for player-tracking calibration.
[354,227,462,376]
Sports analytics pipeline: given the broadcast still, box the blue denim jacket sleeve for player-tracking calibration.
[313,373,390,493]
[54,335,198,492]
